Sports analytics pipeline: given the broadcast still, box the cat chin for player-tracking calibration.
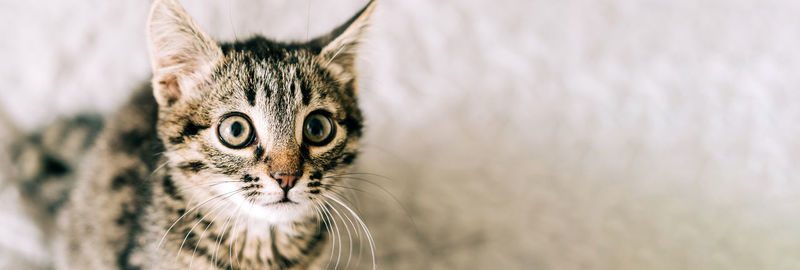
[237,200,313,224]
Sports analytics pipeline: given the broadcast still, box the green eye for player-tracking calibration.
[217,113,255,148]
[303,111,335,146]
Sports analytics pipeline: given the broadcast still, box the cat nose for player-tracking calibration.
[267,149,302,192]
[271,173,297,191]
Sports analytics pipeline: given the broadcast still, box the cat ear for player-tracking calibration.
[146,0,222,106]
[311,0,376,76]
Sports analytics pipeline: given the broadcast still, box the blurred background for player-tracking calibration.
[2,0,800,269]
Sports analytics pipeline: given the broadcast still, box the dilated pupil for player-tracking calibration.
[230,121,243,137]
[308,119,323,138]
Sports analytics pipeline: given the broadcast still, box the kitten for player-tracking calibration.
[4,0,376,269]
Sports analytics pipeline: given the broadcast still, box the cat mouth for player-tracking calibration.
[263,198,298,206]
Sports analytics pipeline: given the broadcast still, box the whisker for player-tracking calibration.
[227,197,248,268]
[317,200,337,270]
[324,187,359,209]
[327,172,397,182]
[326,175,421,236]
[311,200,337,268]
[157,188,245,250]
[330,192,362,268]
[172,180,243,198]
[326,45,348,66]
[324,194,376,270]
[175,193,234,261]
[327,200,344,270]
[327,183,367,193]
[324,187,361,233]
[234,201,255,267]
[189,193,236,269]
[316,200,335,249]
[305,0,312,41]
[228,0,238,40]
[150,161,170,176]
[211,196,245,269]
[324,199,354,269]
[311,200,329,238]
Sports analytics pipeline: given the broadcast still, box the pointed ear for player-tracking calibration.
[311,0,376,75]
[147,0,222,106]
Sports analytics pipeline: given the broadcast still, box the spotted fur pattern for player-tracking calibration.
[5,0,376,269]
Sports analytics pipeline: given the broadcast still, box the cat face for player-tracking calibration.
[146,0,373,223]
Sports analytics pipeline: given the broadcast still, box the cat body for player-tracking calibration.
[51,88,327,269]
[4,0,376,269]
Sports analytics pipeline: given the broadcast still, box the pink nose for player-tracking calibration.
[271,173,297,191]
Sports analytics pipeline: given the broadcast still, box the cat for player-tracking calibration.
[1,0,376,269]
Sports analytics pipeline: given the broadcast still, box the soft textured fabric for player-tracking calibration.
[1,0,798,269]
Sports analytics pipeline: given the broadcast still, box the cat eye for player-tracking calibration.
[303,111,336,146]
[217,113,255,149]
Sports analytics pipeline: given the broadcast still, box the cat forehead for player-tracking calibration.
[206,48,340,111]
[218,49,327,87]
[214,55,335,102]
[221,37,318,65]
[224,53,309,77]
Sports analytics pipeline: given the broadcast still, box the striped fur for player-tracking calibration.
[4,0,377,269]
[10,114,103,226]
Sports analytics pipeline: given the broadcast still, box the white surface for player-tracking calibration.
[2,0,800,269]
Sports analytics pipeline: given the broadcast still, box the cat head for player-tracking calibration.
[146,0,374,223]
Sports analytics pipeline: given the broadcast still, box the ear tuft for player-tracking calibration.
[311,0,377,76]
[147,0,222,106]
